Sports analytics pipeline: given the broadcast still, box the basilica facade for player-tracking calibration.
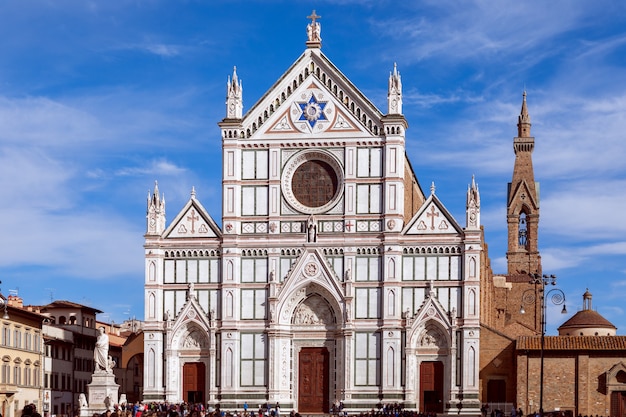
[143,18,482,415]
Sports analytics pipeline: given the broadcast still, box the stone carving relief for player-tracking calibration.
[293,295,335,325]
[179,328,207,350]
[418,324,447,349]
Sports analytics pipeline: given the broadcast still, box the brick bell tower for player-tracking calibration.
[506,91,541,276]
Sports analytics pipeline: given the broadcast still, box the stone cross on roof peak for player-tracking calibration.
[307,10,321,23]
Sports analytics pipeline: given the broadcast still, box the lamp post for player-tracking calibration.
[520,274,567,417]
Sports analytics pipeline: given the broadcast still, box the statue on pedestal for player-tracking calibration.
[87,326,119,417]
[94,326,112,373]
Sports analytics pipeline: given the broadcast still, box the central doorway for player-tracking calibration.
[183,362,205,403]
[420,361,444,413]
[298,347,329,413]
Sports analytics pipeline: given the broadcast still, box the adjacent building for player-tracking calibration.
[0,295,45,417]
[516,291,626,417]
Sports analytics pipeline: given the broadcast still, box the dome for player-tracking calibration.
[558,289,617,336]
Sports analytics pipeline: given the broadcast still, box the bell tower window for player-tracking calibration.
[518,212,528,249]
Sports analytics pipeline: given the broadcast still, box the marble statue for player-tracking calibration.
[94,326,111,373]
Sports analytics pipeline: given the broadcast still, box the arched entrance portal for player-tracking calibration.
[183,362,205,403]
[298,347,329,413]
[290,292,336,413]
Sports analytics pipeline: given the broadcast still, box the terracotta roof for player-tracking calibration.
[558,309,616,330]
[108,333,127,348]
[43,300,104,313]
[517,335,626,350]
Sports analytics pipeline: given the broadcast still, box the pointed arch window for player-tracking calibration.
[518,212,528,248]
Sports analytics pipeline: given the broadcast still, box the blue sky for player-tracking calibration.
[1,1,625,334]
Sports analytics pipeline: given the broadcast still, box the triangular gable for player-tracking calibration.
[275,249,345,324]
[164,196,221,239]
[171,293,212,330]
[607,362,626,384]
[259,78,367,138]
[241,49,384,140]
[508,180,539,211]
[279,249,344,298]
[406,283,454,349]
[412,286,453,328]
[403,194,463,235]
[168,293,212,350]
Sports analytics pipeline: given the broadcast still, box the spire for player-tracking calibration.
[306,10,322,48]
[146,181,166,235]
[191,186,196,199]
[226,66,243,119]
[387,63,403,115]
[517,90,531,138]
[147,180,160,207]
[466,175,480,230]
[507,92,540,275]
[430,181,436,195]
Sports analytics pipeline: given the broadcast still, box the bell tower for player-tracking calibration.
[506,91,541,275]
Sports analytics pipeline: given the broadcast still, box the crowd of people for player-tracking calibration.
[77,402,439,417]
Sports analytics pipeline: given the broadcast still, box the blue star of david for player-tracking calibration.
[298,93,328,128]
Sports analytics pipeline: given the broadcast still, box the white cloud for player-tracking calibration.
[541,181,626,240]
[0,96,102,147]
[0,148,74,210]
[115,159,187,177]
[144,43,181,57]
[368,1,600,64]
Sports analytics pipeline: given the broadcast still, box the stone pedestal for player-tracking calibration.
[81,372,119,416]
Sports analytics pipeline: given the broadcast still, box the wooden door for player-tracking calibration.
[183,362,205,403]
[298,347,329,413]
[487,379,506,403]
[420,361,444,413]
[611,391,626,417]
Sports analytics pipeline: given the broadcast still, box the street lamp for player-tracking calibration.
[520,273,567,417]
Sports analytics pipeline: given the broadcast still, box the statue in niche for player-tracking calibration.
[307,216,317,242]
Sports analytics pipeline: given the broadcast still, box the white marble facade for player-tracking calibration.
[143,17,481,415]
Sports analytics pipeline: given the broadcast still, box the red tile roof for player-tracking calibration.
[558,309,616,330]
[517,335,626,350]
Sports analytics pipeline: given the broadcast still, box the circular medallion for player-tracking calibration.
[304,262,319,277]
[282,150,344,214]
